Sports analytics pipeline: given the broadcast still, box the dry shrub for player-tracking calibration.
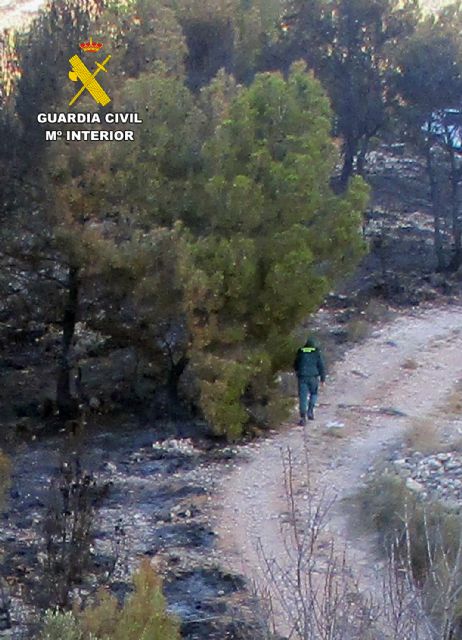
[356,472,412,540]
[344,300,393,344]
[364,299,393,324]
[80,590,119,638]
[324,426,347,439]
[405,418,442,455]
[357,471,462,637]
[402,358,419,371]
[42,456,104,607]
[346,318,371,343]
[357,471,457,576]
[445,382,462,416]
[256,448,444,639]
[257,448,381,640]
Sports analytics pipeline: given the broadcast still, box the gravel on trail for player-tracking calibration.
[216,304,462,637]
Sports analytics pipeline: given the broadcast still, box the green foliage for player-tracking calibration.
[100,0,187,80]
[2,0,369,440]
[15,0,105,154]
[46,129,191,396]
[358,471,462,581]
[40,561,180,640]
[105,62,366,439]
[394,9,462,126]
[82,559,181,640]
[169,0,284,88]
[40,610,87,640]
[113,71,205,222]
[199,69,238,134]
[358,470,462,632]
[182,64,367,438]
[198,357,251,440]
[281,0,420,182]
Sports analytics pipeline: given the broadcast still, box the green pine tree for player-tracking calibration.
[183,63,368,438]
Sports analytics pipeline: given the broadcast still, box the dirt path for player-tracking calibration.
[217,304,462,637]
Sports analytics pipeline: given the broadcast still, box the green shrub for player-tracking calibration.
[357,471,462,628]
[358,472,462,575]
[40,610,87,640]
[357,472,413,539]
[80,591,119,639]
[82,559,181,640]
[40,561,180,640]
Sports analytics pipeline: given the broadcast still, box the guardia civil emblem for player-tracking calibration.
[68,37,111,107]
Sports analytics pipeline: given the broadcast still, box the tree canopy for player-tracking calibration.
[279,0,420,186]
[0,0,370,438]
[393,5,462,269]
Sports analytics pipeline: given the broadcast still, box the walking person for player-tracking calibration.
[294,337,326,425]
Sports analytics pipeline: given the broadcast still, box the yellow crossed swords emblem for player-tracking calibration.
[68,53,112,107]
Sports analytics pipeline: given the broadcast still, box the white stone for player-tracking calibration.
[437,453,451,462]
[406,478,425,494]
[326,421,345,430]
[427,458,443,471]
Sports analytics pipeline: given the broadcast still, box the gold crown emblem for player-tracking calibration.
[80,37,103,53]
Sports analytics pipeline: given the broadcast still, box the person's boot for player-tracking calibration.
[298,414,307,426]
[308,407,314,421]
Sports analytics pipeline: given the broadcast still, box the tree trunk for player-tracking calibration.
[448,145,462,270]
[57,265,80,419]
[425,144,446,272]
[339,136,357,191]
[356,135,370,177]
[166,354,189,410]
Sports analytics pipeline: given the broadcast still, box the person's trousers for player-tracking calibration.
[297,376,319,416]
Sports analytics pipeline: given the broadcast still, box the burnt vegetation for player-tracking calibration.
[0,0,462,638]
[1,0,462,442]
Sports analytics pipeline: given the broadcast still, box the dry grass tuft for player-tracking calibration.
[345,318,371,343]
[323,426,347,439]
[364,299,393,323]
[448,435,462,454]
[401,358,419,371]
[405,418,442,454]
[445,382,462,416]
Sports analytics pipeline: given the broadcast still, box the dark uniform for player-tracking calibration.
[294,338,326,424]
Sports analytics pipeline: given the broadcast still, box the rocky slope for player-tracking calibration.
[1,425,258,639]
